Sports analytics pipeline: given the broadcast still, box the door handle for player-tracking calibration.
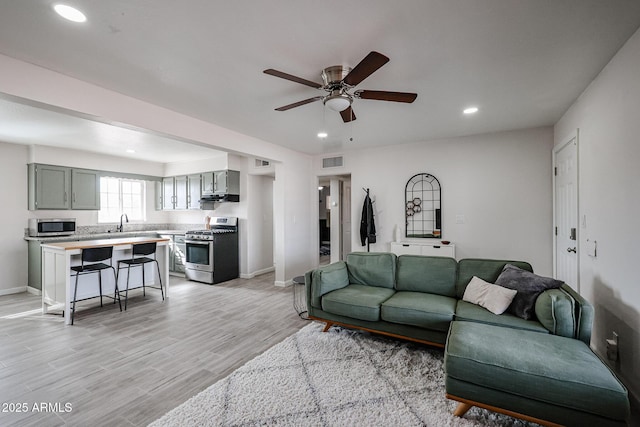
[567,247,577,253]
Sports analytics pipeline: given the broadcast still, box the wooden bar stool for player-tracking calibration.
[70,246,122,325]
[117,242,164,310]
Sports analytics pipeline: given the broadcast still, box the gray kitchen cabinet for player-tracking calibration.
[187,174,201,209]
[28,164,100,210]
[28,237,76,290]
[201,170,239,195]
[27,240,44,291]
[162,176,190,210]
[160,233,186,274]
[174,175,188,210]
[155,181,163,210]
[71,169,100,210]
[28,164,70,210]
[159,170,238,210]
[173,234,186,273]
[162,177,175,210]
[201,172,214,195]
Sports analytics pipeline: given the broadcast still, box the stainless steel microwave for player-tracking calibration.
[28,218,76,237]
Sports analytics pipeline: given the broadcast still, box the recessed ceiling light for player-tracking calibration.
[463,107,479,115]
[53,4,87,23]
[317,132,328,139]
[126,149,136,154]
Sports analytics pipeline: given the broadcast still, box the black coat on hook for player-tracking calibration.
[360,189,376,248]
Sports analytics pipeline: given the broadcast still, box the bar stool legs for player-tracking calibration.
[70,246,121,325]
[119,261,164,310]
[117,242,164,310]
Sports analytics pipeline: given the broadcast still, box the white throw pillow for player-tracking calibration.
[462,276,518,315]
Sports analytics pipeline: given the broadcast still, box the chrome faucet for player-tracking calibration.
[118,213,129,232]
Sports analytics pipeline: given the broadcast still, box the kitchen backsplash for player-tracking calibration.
[24,223,202,238]
[75,223,199,235]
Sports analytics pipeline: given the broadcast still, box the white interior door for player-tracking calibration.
[554,132,579,290]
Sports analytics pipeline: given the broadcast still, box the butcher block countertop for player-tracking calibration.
[41,236,170,251]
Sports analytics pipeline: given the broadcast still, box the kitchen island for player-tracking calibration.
[41,236,170,325]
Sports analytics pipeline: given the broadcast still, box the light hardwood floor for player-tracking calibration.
[0,273,307,426]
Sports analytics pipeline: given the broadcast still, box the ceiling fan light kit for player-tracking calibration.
[324,91,352,112]
[264,51,417,123]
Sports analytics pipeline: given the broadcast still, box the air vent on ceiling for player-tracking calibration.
[254,159,271,168]
[322,156,343,168]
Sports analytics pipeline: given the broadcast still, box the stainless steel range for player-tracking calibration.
[185,216,239,284]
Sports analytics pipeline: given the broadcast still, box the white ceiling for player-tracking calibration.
[0,96,226,163]
[0,0,639,158]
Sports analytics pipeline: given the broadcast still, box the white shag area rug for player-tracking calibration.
[150,323,538,427]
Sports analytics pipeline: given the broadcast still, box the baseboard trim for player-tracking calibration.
[0,286,28,296]
[240,266,275,279]
[274,279,292,288]
[26,286,42,296]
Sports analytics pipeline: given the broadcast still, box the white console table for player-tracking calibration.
[390,241,455,258]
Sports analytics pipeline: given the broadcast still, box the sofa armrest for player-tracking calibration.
[534,288,576,338]
[534,284,593,345]
[560,283,594,345]
[306,261,350,309]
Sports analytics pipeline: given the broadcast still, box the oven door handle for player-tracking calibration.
[185,239,211,245]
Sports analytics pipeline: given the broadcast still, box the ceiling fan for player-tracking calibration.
[263,51,417,122]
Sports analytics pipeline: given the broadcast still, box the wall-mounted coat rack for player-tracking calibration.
[360,188,376,252]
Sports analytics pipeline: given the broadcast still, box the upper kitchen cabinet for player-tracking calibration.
[187,174,201,210]
[162,175,200,210]
[162,177,176,210]
[155,181,163,210]
[28,164,100,210]
[174,175,188,210]
[159,170,239,210]
[70,169,100,210]
[202,170,239,196]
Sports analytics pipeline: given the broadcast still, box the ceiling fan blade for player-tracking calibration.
[274,96,323,111]
[340,106,357,122]
[343,51,390,86]
[355,90,417,103]
[263,69,322,89]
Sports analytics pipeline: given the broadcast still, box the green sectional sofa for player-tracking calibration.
[305,252,630,427]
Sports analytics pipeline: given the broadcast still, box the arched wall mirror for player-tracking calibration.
[405,173,441,238]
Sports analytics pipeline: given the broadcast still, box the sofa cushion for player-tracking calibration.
[495,264,563,320]
[310,261,350,308]
[321,284,395,322]
[445,321,630,422]
[396,255,457,297]
[455,300,549,334]
[534,288,576,338]
[381,291,456,332]
[346,252,397,289]
[462,276,517,315]
[456,258,533,299]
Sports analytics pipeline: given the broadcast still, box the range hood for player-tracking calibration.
[199,194,240,203]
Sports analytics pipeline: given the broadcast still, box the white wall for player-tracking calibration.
[245,174,274,276]
[274,158,316,285]
[555,27,640,403]
[0,142,30,294]
[316,127,555,274]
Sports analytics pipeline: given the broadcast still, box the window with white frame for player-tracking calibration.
[98,177,146,223]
